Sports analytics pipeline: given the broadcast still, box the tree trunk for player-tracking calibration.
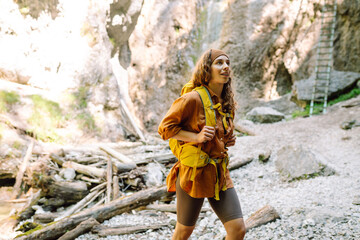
[16,185,169,240]
[46,179,89,202]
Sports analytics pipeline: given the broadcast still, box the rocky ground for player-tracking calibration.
[74,96,360,240]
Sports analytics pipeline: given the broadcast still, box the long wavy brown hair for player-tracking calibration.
[191,49,236,113]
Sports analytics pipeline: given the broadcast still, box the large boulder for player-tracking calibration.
[275,145,336,181]
[294,70,360,101]
[246,107,285,123]
[263,93,303,115]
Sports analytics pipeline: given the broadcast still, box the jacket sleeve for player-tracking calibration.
[158,94,195,140]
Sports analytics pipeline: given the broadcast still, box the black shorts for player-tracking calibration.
[176,176,243,226]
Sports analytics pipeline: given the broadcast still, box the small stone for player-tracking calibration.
[352,195,360,205]
[60,168,76,180]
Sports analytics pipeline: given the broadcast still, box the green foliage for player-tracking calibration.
[28,95,63,142]
[328,88,360,105]
[292,87,360,118]
[73,87,89,109]
[12,141,22,150]
[15,224,43,237]
[109,37,116,47]
[76,112,97,132]
[0,90,20,112]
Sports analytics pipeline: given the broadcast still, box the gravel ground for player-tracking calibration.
[75,98,360,240]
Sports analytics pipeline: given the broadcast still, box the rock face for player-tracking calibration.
[0,0,359,139]
[294,70,360,101]
[275,145,336,181]
[246,107,285,123]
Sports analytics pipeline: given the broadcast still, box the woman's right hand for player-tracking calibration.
[197,126,216,143]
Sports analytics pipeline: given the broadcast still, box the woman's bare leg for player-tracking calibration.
[223,218,246,240]
[172,222,196,240]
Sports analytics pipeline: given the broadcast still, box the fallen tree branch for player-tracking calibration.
[245,205,280,231]
[58,218,100,240]
[34,212,60,224]
[55,189,101,221]
[135,153,176,165]
[106,155,113,203]
[100,146,136,167]
[120,99,146,142]
[93,223,170,236]
[16,185,169,240]
[49,153,65,166]
[62,161,106,179]
[12,140,34,199]
[113,175,120,199]
[228,157,253,171]
[235,124,256,136]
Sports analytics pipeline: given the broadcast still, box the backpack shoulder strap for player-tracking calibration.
[194,86,217,127]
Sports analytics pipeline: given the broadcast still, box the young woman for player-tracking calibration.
[158,49,246,240]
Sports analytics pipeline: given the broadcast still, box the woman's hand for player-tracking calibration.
[225,134,236,147]
[171,126,215,143]
[197,126,216,143]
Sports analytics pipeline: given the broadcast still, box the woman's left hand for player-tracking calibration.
[225,134,236,148]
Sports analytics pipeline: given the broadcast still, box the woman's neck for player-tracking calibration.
[208,82,224,98]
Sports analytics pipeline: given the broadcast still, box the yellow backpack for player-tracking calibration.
[168,80,234,200]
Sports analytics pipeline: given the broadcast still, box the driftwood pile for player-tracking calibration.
[1,140,280,239]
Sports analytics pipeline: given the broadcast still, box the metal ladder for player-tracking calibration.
[309,0,337,116]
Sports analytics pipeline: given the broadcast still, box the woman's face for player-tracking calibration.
[210,55,230,85]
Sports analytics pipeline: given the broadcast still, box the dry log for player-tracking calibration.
[58,218,99,240]
[235,123,256,136]
[12,140,34,199]
[228,157,253,171]
[113,175,120,199]
[80,176,101,184]
[90,181,107,192]
[34,212,60,224]
[5,198,29,203]
[82,188,106,209]
[18,189,42,221]
[55,189,101,221]
[63,161,105,179]
[93,223,170,236]
[75,156,107,164]
[0,189,41,234]
[106,155,113,203]
[120,99,146,142]
[92,195,105,208]
[245,205,280,231]
[49,153,65,166]
[39,197,65,208]
[88,160,106,168]
[99,142,143,149]
[46,179,89,202]
[114,162,137,174]
[135,153,177,165]
[16,185,170,240]
[100,146,136,167]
